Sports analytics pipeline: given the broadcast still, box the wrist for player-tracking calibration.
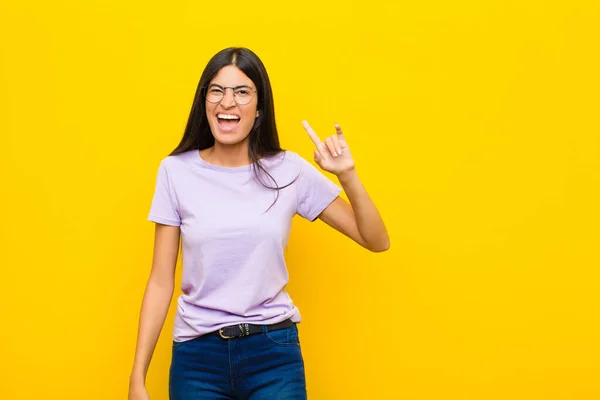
[129,371,146,386]
[336,168,357,184]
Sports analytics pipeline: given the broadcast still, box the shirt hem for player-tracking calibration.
[306,187,342,222]
[148,214,181,226]
[172,309,302,343]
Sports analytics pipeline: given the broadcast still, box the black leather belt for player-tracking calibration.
[210,318,294,339]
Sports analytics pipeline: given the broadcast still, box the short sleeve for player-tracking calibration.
[148,160,181,226]
[295,154,342,221]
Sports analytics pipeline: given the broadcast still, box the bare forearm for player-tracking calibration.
[338,169,390,252]
[130,277,174,384]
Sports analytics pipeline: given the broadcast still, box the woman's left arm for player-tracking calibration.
[302,121,390,253]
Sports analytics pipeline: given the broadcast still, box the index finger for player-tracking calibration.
[302,120,322,148]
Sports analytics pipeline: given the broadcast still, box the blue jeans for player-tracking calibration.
[169,323,307,399]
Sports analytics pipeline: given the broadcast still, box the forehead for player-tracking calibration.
[209,65,255,87]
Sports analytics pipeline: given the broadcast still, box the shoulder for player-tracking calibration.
[150,151,198,188]
[256,151,315,187]
[260,151,319,182]
[261,150,310,170]
[156,150,197,171]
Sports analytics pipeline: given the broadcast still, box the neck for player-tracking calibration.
[201,140,254,168]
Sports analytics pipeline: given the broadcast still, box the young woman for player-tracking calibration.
[129,47,389,400]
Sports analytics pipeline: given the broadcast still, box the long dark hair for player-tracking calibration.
[170,47,294,207]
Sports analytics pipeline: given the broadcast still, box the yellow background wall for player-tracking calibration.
[1,0,599,399]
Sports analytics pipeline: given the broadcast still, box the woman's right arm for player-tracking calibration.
[129,223,181,398]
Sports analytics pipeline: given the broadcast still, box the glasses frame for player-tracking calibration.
[204,84,257,105]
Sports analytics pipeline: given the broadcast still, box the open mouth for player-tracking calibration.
[216,113,241,132]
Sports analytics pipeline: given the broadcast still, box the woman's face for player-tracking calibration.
[205,65,259,146]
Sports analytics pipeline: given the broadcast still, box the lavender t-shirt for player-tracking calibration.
[147,149,341,342]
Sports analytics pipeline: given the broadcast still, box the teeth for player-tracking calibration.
[217,114,240,120]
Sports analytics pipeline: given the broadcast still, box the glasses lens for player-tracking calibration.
[234,87,255,105]
[205,86,224,103]
[204,86,255,105]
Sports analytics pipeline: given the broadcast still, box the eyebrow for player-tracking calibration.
[208,83,255,90]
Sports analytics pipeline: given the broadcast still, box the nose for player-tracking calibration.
[220,88,236,108]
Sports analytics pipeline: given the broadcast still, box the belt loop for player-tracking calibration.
[261,324,268,334]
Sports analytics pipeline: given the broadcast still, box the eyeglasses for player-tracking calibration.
[204,84,257,105]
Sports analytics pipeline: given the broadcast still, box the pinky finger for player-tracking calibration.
[331,134,342,155]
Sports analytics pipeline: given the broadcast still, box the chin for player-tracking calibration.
[213,132,250,146]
